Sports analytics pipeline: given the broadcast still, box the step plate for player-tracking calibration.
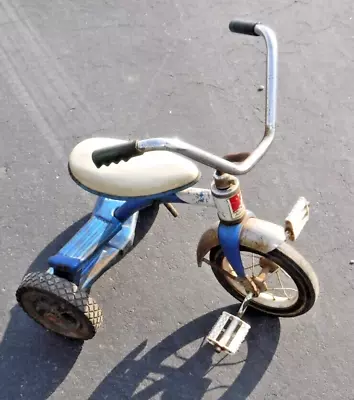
[207,312,250,354]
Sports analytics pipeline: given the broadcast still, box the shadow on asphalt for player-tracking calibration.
[0,215,89,400]
[0,204,279,399]
[0,204,160,400]
[89,307,280,400]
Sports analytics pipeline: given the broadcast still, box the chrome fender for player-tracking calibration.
[196,216,286,267]
[240,218,286,253]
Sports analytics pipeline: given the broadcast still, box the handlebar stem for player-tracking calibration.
[255,24,278,137]
[92,22,278,174]
[136,24,278,175]
[136,23,278,175]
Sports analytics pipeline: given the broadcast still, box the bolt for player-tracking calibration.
[215,346,222,353]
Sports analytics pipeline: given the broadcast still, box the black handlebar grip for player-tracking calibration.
[92,140,141,168]
[229,20,260,36]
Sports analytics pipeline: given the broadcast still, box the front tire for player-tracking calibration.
[16,272,103,340]
[210,242,319,317]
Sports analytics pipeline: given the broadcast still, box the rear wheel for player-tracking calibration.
[210,243,319,317]
[16,272,103,340]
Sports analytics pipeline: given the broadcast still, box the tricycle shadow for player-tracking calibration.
[0,216,89,400]
[89,307,280,400]
[0,205,160,400]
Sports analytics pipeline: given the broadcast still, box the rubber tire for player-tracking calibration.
[16,272,103,340]
[210,242,319,317]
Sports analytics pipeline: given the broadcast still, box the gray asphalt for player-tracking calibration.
[0,0,353,399]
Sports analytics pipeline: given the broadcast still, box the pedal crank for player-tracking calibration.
[237,292,253,318]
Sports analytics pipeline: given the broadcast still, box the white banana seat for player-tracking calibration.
[69,138,200,197]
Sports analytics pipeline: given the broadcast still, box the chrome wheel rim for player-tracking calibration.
[221,251,299,308]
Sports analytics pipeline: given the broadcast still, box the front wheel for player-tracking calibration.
[210,242,319,317]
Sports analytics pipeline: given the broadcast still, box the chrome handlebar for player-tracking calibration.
[92,21,278,175]
[136,22,278,175]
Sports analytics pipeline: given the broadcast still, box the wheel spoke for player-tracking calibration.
[227,251,302,309]
[276,270,290,299]
[280,269,292,279]
[243,263,260,271]
[242,253,261,259]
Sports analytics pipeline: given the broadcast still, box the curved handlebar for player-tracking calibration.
[92,21,278,175]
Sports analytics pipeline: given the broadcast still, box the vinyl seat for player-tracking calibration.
[68,138,200,197]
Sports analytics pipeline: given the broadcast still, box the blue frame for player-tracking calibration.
[217,223,245,277]
[48,183,245,288]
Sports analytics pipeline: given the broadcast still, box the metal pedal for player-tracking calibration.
[206,311,250,354]
[285,196,310,241]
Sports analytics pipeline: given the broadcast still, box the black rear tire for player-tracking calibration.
[16,272,103,340]
[210,242,319,317]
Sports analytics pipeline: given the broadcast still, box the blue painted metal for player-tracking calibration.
[93,196,125,220]
[158,193,186,204]
[109,212,138,250]
[113,193,186,222]
[59,217,119,259]
[114,197,153,222]
[48,177,210,286]
[79,212,139,289]
[48,254,82,270]
[48,197,124,281]
[218,223,246,278]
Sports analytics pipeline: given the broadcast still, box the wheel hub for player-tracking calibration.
[29,294,80,333]
[216,250,299,308]
[45,312,59,323]
[16,272,102,340]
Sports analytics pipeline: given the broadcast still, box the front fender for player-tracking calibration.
[196,216,286,267]
[196,222,220,267]
[240,218,286,253]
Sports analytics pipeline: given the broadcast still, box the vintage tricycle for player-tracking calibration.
[16,20,318,354]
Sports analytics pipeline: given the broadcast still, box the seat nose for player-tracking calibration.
[69,138,201,198]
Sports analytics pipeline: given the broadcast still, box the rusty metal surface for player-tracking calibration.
[259,257,279,273]
[249,258,278,293]
[240,218,286,253]
[176,187,215,206]
[196,209,258,268]
[196,221,220,267]
[197,214,285,270]
[219,256,261,296]
[163,202,179,218]
[1,0,353,399]
[213,172,237,189]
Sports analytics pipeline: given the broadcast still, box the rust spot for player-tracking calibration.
[240,219,274,253]
[196,223,219,267]
[259,257,278,273]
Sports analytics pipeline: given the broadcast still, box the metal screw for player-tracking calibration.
[214,346,222,353]
[258,85,265,92]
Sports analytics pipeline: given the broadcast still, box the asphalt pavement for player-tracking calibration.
[0,0,353,399]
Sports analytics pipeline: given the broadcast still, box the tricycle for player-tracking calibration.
[16,20,318,353]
